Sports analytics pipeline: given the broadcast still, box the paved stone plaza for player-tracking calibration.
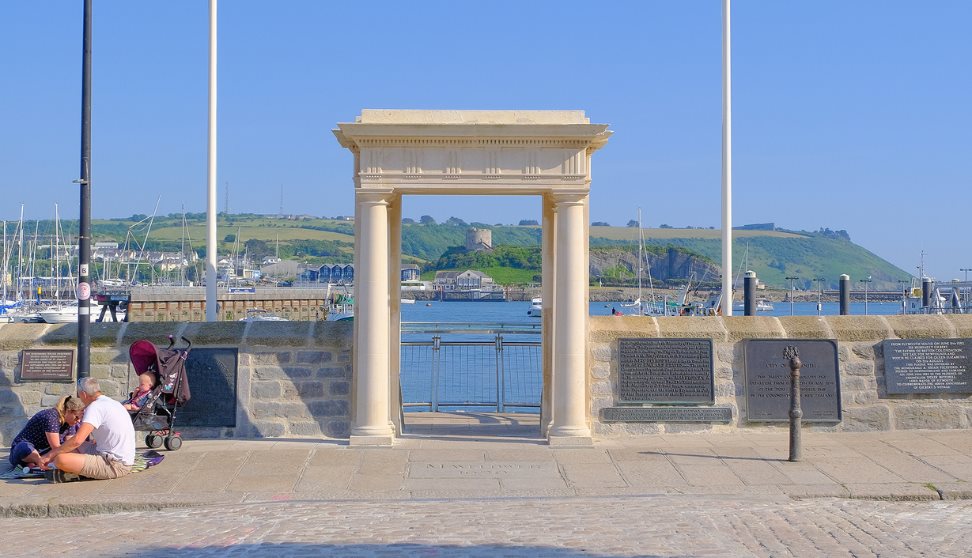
[1,496,970,557]
[1,417,971,556]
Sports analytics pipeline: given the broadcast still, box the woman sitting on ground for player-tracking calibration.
[7,395,85,469]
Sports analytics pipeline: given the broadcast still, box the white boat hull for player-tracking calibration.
[39,306,99,324]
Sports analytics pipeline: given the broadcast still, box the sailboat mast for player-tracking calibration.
[637,208,643,314]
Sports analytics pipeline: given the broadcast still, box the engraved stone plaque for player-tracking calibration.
[177,348,238,427]
[618,338,714,404]
[602,406,732,423]
[744,339,841,422]
[20,349,75,382]
[884,339,972,394]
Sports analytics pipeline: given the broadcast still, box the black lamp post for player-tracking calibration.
[76,0,93,379]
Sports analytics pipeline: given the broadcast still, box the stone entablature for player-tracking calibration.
[333,110,611,196]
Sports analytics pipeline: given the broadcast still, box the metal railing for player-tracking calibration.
[400,322,542,412]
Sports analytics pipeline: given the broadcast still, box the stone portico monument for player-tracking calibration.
[334,110,611,445]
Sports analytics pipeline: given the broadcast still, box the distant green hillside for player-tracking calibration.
[31,213,910,289]
[590,226,910,289]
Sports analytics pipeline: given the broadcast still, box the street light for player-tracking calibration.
[859,276,873,315]
[785,276,799,316]
[962,269,972,308]
[814,277,825,315]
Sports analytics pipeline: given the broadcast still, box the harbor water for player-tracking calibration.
[401,300,906,322]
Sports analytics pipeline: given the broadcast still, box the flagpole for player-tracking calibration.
[721,0,733,316]
[206,0,218,321]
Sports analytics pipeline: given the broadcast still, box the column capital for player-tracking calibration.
[356,190,395,205]
[548,192,587,207]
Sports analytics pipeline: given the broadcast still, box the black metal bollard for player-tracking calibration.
[784,346,803,462]
[839,274,850,315]
[743,271,757,316]
[922,277,932,310]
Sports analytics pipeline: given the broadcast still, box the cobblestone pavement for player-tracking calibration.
[3,496,969,557]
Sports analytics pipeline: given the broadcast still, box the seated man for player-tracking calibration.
[41,377,136,483]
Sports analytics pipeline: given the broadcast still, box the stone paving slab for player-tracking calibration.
[936,482,972,500]
[2,429,972,518]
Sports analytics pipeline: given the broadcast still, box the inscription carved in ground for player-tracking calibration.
[409,462,557,479]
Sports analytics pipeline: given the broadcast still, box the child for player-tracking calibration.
[123,372,157,411]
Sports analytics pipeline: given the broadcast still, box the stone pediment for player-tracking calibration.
[333,109,612,195]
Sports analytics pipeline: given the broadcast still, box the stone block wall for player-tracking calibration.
[5,315,971,445]
[590,314,972,436]
[0,320,353,446]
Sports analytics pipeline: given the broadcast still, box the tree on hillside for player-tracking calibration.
[244,239,272,260]
[626,220,638,227]
[518,219,539,226]
[592,221,610,227]
[402,217,416,225]
[420,215,436,225]
[445,216,468,227]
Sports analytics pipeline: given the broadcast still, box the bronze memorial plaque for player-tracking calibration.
[618,338,714,404]
[744,339,841,422]
[884,339,972,394]
[21,349,75,382]
[177,348,239,427]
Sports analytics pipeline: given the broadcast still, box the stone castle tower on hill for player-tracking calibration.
[465,228,492,252]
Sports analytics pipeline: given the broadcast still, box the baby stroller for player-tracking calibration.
[128,335,192,451]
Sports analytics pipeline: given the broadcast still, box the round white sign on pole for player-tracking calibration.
[77,282,91,301]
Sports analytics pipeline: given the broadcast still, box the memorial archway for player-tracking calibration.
[334,110,611,446]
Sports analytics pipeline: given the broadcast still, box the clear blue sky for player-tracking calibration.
[2,1,969,281]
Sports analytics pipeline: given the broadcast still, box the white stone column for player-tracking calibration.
[540,194,556,437]
[548,193,592,445]
[351,191,395,445]
[387,194,403,436]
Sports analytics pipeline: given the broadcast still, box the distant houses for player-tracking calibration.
[433,269,505,301]
[297,263,421,285]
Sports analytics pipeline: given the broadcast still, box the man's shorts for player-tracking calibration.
[78,453,132,480]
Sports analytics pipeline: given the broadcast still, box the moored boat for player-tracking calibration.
[527,297,542,317]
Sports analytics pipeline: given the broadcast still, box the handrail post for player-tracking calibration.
[496,333,505,412]
[431,335,440,412]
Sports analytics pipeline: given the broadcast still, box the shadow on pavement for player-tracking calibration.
[133,542,647,558]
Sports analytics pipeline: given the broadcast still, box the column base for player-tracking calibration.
[349,425,396,446]
[547,434,594,447]
[349,434,395,447]
[547,426,594,447]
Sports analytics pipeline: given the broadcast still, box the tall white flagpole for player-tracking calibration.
[206,0,218,321]
[721,0,733,316]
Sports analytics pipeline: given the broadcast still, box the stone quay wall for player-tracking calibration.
[0,321,352,446]
[3,315,971,445]
[127,287,330,322]
[590,315,972,436]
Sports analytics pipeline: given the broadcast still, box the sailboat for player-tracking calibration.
[39,205,97,324]
[623,209,677,316]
